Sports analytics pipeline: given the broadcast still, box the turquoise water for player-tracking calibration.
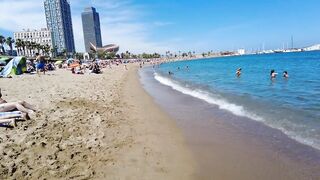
[155,51,320,150]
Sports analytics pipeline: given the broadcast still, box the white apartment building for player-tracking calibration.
[14,28,52,56]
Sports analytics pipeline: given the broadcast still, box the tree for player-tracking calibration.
[25,41,32,57]
[44,44,50,56]
[105,52,116,59]
[5,37,15,56]
[97,51,106,59]
[30,41,37,56]
[21,41,26,56]
[74,52,83,60]
[62,48,67,58]
[51,46,58,58]
[35,43,41,55]
[15,39,23,56]
[0,35,6,54]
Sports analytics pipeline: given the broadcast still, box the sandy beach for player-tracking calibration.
[0,65,195,179]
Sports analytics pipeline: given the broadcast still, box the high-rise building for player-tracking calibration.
[82,7,102,53]
[44,0,75,54]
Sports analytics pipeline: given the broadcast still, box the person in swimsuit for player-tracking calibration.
[283,71,289,78]
[36,53,46,75]
[270,69,277,79]
[236,68,242,77]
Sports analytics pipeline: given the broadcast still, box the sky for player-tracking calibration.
[0,0,320,54]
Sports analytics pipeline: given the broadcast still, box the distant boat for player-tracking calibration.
[274,50,284,53]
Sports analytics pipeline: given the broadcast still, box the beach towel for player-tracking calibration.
[0,111,22,119]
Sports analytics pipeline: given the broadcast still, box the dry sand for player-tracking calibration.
[0,65,195,179]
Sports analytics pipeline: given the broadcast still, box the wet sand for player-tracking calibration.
[0,65,195,179]
[140,67,320,180]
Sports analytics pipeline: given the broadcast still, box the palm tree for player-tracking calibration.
[35,43,41,55]
[39,45,44,55]
[62,48,67,58]
[15,39,23,56]
[21,41,26,56]
[5,37,15,56]
[25,41,32,57]
[51,46,57,58]
[0,35,6,55]
[44,44,50,56]
[30,41,37,56]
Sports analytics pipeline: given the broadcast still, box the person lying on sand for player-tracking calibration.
[0,101,36,114]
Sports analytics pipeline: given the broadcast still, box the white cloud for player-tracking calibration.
[0,0,178,54]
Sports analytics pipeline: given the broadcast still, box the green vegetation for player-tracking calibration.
[0,35,6,55]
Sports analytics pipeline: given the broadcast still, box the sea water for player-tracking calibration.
[154,51,320,150]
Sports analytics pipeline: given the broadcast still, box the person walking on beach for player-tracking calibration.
[236,68,242,77]
[35,53,46,75]
[270,69,277,79]
[283,71,289,78]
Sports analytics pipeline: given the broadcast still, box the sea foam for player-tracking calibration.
[154,73,263,121]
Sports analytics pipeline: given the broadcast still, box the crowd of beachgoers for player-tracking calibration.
[25,54,161,76]
[0,54,164,128]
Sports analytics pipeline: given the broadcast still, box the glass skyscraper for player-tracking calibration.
[44,0,75,54]
[81,7,102,53]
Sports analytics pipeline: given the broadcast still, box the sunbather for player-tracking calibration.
[0,101,36,114]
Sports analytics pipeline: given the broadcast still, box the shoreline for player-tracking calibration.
[0,64,195,179]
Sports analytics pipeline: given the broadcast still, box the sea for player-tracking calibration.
[150,51,320,151]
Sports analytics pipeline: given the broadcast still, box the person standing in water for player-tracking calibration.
[283,71,289,78]
[270,69,277,79]
[236,68,242,77]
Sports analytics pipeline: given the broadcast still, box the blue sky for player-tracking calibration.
[0,0,320,53]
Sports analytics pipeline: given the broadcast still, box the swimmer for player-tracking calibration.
[236,68,242,77]
[283,71,289,78]
[270,69,277,79]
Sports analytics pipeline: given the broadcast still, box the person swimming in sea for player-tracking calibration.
[270,69,277,79]
[283,71,289,78]
[168,71,174,75]
[236,68,242,77]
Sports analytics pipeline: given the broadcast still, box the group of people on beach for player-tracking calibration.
[25,53,55,75]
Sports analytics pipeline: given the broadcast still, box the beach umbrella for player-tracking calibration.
[69,63,80,68]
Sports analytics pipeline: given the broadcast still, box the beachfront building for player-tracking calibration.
[89,42,119,54]
[237,49,246,55]
[81,7,102,53]
[13,28,52,56]
[44,0,75,55]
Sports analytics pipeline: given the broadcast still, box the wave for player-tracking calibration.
[153,72,320,150]
[154,72,264,121]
